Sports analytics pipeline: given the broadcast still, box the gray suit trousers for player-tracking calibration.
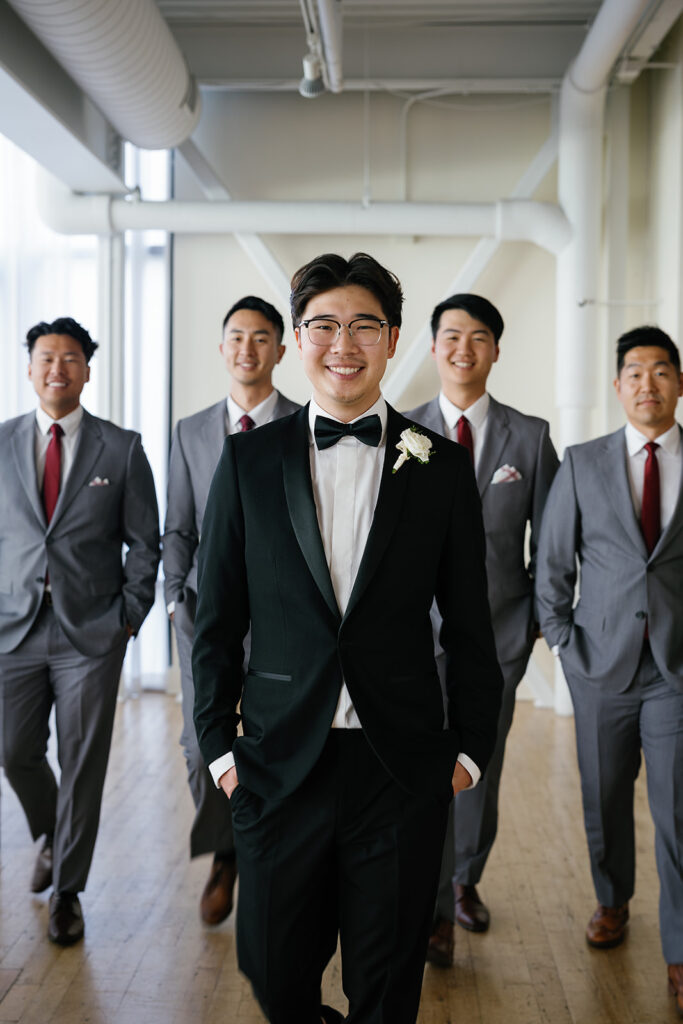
[0,604,126,893]
[566,642,683,964]
[436,653,528,920]
[174,598,234,860]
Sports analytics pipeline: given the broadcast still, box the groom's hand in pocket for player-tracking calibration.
[219,766,239,799]
[451,761,472,795]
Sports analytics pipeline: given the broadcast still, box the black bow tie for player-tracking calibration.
[314,414,382,451]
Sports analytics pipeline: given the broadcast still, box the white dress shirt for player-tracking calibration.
[438,391,490,471]
[34,404,84,491]
[210,394,479,788]
[624,420,681,529]
[227,390,279,434]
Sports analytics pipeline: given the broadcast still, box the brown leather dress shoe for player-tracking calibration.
[200,856,237,925]
[425,916,454,968]
[585,902,629,949]
[31,836,53,893]
[455,884,490,933]
[48,892,84,946]
[668,964,683,1017]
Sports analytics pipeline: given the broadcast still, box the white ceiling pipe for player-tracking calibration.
[6,0,200,149]
[555,0,649,445]
[36,171,570,254]
[316,0,344,93]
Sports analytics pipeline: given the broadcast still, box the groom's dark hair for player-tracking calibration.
[430,294,504,343]
[616,325,680,374]
[290,252,403,328]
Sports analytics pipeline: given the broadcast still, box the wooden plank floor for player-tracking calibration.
[0,694,677,1024]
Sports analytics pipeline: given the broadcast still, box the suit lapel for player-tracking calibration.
[599,428,648,557]
[345,405,411,620]
[414,397,443,435]
[48,411,104,533]
[203,400,228,463]
[11,413,45,527]
[476,396,510,499]
[651,425,683,556]
[282,407,340,619]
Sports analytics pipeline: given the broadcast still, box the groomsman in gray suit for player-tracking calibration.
[0,317,160,945]
[407,294,558,966]
[162,295,299,926]
[536,326,683,1014]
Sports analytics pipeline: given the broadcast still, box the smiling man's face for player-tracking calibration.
[295,283,398,422]
[28,333,90,419]
[431,308,499,406]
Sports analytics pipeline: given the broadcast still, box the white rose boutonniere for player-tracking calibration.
[393,427,434,474]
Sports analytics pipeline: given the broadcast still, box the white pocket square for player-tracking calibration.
[491,464,522,484]
[88,476,110,487]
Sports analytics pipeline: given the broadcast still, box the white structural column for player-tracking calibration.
[553,0,650,714]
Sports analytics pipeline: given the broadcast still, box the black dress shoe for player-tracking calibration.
[31,836,53,893]
[425,916,454,968]
[455,884,490,933]
[200,855,238,925]
[48,892,84,946]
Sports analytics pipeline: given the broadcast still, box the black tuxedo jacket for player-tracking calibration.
[192,403,503,802]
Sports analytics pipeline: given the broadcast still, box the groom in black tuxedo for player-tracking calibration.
[192,252,503,1024]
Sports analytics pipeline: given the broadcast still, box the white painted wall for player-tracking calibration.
[171,24,682,439]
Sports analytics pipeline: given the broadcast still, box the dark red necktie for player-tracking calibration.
[641,441,660,555]
[238,414,255,432]
[42,423,63,524]
[456,415,474,466]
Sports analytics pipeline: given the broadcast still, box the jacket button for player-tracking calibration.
[635,610,646,619]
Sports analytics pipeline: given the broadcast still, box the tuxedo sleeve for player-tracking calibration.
[121,434,160,632]
[163,420,198,607]
[435,450,503,776]
[535,451,579,649]
[192,437,249,766]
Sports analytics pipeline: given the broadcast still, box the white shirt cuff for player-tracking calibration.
[209,752,235,788]
[457,752,480,789]
[551,644,560,657]
[167,600,176,616]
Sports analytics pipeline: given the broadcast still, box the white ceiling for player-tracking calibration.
[157,0,607,91]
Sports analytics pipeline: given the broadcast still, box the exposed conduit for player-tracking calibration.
[6,0,200,148]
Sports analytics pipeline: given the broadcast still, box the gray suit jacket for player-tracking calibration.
[163,391,301,611]
[407,395,559,665]
[0,408,160,658]
[536,425,683,694]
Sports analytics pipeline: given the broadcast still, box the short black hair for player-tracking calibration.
[290,252,403,329]
[431,294,504,343]
[25,317,98,362]
[222,296,285,343]
[616,325,680,374]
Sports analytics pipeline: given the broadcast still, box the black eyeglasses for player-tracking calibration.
[298,317,388,347]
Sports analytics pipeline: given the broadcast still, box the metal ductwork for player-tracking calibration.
[6,0,200,149]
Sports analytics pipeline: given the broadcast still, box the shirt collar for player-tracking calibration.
[308,395,387,447]
[227,389,278,429]
[438,391,490,432]
[35,403,84,438]
[625,420,681,457]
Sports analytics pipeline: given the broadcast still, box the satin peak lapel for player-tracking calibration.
[345,406,411,619]
[282,408,339,619]
[599,429,647,557]
[11,414,45,527]
[48,413,104,533]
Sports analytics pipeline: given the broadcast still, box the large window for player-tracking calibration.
[0,135,172,691]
